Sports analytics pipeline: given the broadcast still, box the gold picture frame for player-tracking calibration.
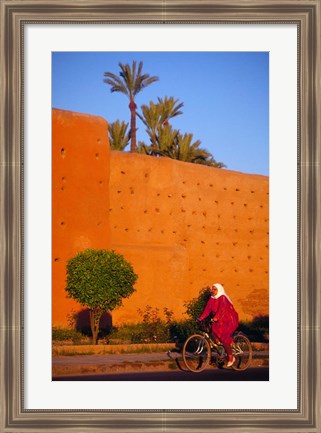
[1,0,320,431]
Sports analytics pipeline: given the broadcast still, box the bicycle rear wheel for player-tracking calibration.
[182,334,211,373]
[231,333,252,371]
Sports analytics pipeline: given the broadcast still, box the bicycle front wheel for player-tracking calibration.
[231,333,252,371]
[182,334,211,373]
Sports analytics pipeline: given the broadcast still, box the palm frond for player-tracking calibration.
[108,120,130,151]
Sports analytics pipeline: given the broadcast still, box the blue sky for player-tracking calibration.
[52,52,269,176]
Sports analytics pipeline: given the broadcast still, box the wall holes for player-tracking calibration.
[209,184,213,187]
[201,240,205,244]
[97,138,101,144]
[130,188,134,195]
[233,242,237,246]
[60,221,65,226]
[243,203,248,207]
[155,208,160,213]
[181,208,186,213]
[95,153,99,159]
[181,194,186,198]
[168,194,173,198]
[202,211,207,217]
[121,170,126,174]
[54,258,60,262]
[117,190,122,194]
[144,210,148,214]
[235,188,240,192]
[60,148,66,158]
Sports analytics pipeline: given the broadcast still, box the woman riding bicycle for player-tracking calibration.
[197,283,239,367]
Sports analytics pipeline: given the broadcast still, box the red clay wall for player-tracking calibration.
[109,152,269,323]
[52,109,269,327]
[52,109,111,326]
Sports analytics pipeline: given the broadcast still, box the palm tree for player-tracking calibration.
[157,96,184,126]
[138,101,162,155]
[138,96,183,155]
[108,120,130,151]
[170,133,226,167]
[103,61,159,152]
[156,125,180,157]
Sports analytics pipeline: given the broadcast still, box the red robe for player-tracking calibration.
[199,295,239,345]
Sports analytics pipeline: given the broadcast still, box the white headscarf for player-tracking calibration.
[212,283,233,304]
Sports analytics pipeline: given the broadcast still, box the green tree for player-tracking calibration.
[65,249,138,344]
[103,61,159,152]
[138,101,162,155]
[137,97,183,155]
[157,96,184,126]
[184,286,212,320]
[108,120,130,151]
[169,133,226,167]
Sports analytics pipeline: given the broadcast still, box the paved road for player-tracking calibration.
[53,351,269,366]
[53,352,179,366]
[53,366,269,381]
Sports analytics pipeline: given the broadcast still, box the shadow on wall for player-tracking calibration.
[75,309,112,338]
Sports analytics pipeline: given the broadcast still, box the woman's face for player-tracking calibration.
[211,285,218,296]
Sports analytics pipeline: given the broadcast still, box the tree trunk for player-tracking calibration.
[89,308,101,345]
[151,131,157,156]
[129,100,137,152]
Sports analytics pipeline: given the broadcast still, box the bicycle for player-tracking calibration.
[182,319,253,373]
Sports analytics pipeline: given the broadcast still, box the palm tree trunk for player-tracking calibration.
[151,132,157,156]
[129,100,137,152]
